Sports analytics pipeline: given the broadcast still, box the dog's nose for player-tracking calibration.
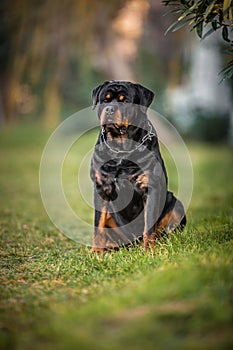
[105,105,115,115]
[119,126,127,135]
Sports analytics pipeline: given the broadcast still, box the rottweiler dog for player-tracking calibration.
[90,80,186,252]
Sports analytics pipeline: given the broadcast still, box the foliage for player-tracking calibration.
[0,126,232,349]
[163,0,233,81]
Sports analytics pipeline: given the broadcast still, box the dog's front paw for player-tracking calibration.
[143,233,156,252]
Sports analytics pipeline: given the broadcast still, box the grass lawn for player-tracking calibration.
[0,125,232,350]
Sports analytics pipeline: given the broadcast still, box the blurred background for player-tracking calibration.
[0,0,232,142]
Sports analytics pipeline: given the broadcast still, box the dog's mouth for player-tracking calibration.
[102,123,138,153]
[103,123,128,136]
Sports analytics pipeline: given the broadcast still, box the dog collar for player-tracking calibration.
[101,122,156,154]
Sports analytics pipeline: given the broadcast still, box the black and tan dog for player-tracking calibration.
[90,80,186,252]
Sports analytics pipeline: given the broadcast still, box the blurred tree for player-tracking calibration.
[0,0,125,126]
[134,2,188,114]
[162,0,232,142]
[163,0,233,81]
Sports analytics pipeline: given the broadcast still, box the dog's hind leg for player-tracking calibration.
[156,191,186,234]
[144,192,186,251]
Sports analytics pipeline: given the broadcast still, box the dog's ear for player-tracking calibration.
[135,84,154,111]
[92,81,109,109]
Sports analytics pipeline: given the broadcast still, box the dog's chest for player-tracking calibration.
[101,159,140,180]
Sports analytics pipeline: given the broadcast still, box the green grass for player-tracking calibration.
[0,125,232,350]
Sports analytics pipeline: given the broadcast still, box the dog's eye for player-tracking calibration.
[118,95,125,102]
[105,93,112,101]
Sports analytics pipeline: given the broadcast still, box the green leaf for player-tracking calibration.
[219,7,224,24]
[162,0,179,5]
[174,17,196,32]
[222,25,230,42]
[219,60,233,82]
[211,20,218,31]
[205,12,218,24]
[196,21,203,38]
[205,0,217,18]
[178,9,192,22]
[163,9,183,16]
[165,17,195,35]
[178,2,199,21]
[219,59,233,74]
[165,19,180,35]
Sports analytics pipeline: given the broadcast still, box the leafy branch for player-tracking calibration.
[163,0,233,81]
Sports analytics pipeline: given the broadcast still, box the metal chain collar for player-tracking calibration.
[101,122,156,154]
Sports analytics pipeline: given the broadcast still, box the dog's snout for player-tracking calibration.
[105,105,116,115]
[120,126,127,135]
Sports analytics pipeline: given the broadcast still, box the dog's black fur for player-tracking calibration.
[90,80,186,252]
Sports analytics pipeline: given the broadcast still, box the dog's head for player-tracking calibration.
[92,81,154,137]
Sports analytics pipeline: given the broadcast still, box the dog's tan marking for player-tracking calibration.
[91,211,129,253]
[157,209,181,232]
[95,170,103,186]
[136,173,149,189]
[143,208,184,251]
